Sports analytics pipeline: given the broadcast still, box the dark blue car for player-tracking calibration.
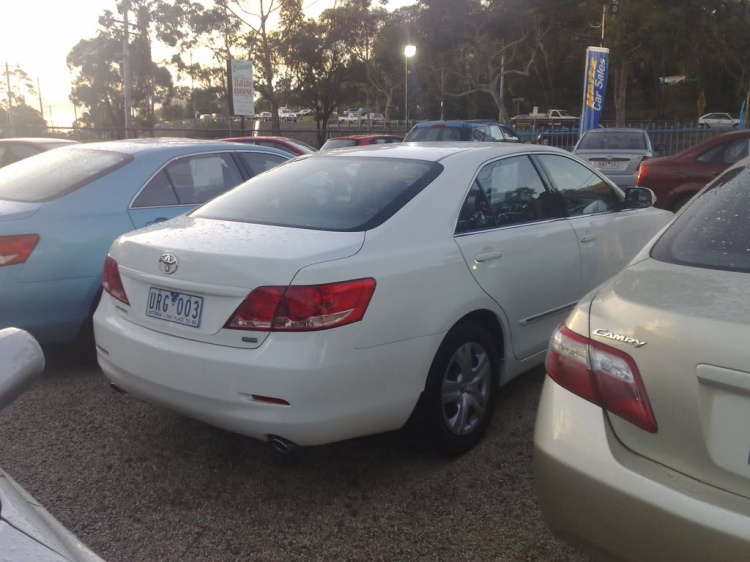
[404,120,520,143]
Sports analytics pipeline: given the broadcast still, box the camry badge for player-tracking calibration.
[593,329,646,348]
[159,253,178,275]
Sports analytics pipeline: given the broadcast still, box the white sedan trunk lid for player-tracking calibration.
[110,215,365,348]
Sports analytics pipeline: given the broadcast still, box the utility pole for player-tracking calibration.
[47,105,53,128]
[68,66,78,123]
[499,53,506,123]
[5,61,12,127]
[123,0,132,138]
[37,77,43,119]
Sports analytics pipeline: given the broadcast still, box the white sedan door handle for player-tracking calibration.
[475,252,503,263]
[579,235,597,243]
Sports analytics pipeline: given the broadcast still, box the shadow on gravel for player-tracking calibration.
[1,342,586,562]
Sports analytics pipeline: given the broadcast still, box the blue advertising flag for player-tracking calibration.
[739,101,746,130]
[580,47,610,134]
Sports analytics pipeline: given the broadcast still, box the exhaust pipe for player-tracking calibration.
[268,435,297,455]
[109,382,127,395]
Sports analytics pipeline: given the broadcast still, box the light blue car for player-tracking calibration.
[0,138,290,344]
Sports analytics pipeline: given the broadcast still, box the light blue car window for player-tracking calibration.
[131,170,179,208]
[164,153,244,205]
[0,148,132,202]
[239,153,287,177]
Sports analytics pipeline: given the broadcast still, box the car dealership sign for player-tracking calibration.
[579,46,609,134]
[227,59,254,117]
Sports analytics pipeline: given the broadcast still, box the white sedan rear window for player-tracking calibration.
[193,156,443,231]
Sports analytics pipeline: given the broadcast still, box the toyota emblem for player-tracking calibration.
[159,253,178,275]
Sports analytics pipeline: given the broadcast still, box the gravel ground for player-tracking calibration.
[0,343,588,562]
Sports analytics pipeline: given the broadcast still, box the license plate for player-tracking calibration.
[146,287,203,328]
[596,161,620,169]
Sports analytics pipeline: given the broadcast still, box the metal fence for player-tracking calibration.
[0,120,742,156]
[0,123,411,149]
[515,121,738,156]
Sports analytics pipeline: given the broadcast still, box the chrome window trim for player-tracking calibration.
[454,216,568,238]
[128,149,273,210]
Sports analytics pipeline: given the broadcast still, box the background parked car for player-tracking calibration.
[636,129,750,212]
[698,112,739,128]
[298,108,315,117]
[405,120,520,143]
[535,155,750,562]
[572,128,660,189]
[259,111,272,121]
[535,128,579,150]
[320,134,402,150]
[337,111,359,124]
[0,137,78,168]
[223,136,317,156]
[0,139,290,344]
[95,144,669,458]
[279,108,297,122]
[0,327,106,561]
[363,112,386,124]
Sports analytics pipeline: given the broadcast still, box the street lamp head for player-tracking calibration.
[404,45,417,58]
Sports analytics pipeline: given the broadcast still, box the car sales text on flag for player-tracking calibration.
[580,47,609,134]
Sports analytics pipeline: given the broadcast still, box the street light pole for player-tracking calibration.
[403,45,416,127]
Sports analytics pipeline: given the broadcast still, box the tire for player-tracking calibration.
[417,322,499,457]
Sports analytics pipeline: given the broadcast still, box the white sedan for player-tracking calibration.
[698,113,740,128]
[94,143,671,455]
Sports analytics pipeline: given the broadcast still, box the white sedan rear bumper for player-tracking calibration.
[94,296,438,446]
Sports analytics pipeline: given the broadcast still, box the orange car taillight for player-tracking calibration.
[546,324,657,433]
[225,278,376,332]
[636,159,650,186]
[0,234,39,266]
[102,255,130,305]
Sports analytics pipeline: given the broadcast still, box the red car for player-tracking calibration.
[320,134,403,151]
[636,130,750,211]
[223,136,317,156]
[0,137,79,168]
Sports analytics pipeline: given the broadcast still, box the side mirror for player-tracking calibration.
[0,328,45,411]
[655,144,667,153]
[625,187,656,209]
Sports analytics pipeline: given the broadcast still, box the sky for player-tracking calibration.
[0,0,416,128]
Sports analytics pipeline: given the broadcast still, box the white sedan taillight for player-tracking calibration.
[102,255,130,305]
[225,278,376,332]
[546,324,657,433]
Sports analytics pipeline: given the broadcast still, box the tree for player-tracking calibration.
[281,5,361,144]
[419,0,551,124]
[221,0,304,132]
[67,2,174,131]
[705,0,750,125]
[0,65,45,129]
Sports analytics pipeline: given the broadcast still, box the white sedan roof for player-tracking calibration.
[316,141,567,163]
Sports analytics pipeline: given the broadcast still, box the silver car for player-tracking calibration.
[534,159,750,560]
[0,328,105,561]
[573,128,656,189]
